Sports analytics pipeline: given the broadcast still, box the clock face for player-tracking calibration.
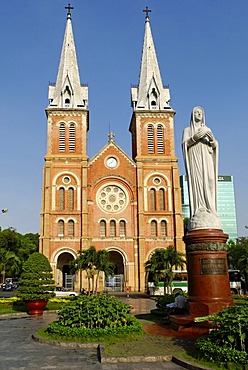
[106,157,117,168]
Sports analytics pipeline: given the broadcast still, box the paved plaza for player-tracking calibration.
[0,295,204,370]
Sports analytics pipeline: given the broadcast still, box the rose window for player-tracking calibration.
[98,185,127,213]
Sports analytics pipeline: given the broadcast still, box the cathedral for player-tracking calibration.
[39,6,184,292]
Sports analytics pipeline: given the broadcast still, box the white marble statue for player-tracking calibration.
[182,106,221,230]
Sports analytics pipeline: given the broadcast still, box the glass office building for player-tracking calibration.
[180,175,238,240]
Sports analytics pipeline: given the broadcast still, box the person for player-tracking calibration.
[182,106,221,230]
[166,292,186,315]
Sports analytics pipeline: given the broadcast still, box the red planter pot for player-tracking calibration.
[25,300,48,316]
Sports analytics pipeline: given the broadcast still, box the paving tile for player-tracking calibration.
[0,296,191,369]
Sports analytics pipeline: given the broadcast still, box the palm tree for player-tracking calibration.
[94,250,114,293]
[70,246,114,294]
[0,248,21,284]
[145,246,186,294]
[70,247,97,293]
[164,246,186,292]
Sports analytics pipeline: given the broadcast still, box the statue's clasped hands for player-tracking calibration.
[193,127,214,142]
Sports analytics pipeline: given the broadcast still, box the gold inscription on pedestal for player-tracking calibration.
[200,258,226,275]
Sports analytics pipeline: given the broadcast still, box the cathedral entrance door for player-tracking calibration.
[57,252,74,288]
[105,250,125,292]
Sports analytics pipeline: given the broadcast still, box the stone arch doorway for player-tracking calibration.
[108,251,124,275]
[57,252,75,288]
[106,250,125,292]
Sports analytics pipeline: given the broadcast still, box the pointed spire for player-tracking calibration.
[131,8,170,111]
[48,5,88,109]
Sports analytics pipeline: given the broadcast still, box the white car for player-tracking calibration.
[52,287,80,297]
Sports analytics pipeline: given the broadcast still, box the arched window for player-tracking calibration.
[68,220,75,237]
[151,220,157,237]
[69,123,75,152]
[110,220,116,237]
[161,220,167,237]
[68,187,74,210]
[147,124,154,154]
[150,188,156,211]
[100,220,106,237]
[58,220,64,237]
[119,220,126,237]
[59,123,66,152]
[150,88,158,109]
[157,124,164,154]
[151,100,157,108]
[64,86,71,107]
[59,188,65,210]
[159,188,166,211]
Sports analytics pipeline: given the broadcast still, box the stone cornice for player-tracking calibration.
[46,109,88,117]
[186,242,228,253]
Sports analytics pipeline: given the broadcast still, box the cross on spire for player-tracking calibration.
[65,3,74,18]
[143,6,151,19]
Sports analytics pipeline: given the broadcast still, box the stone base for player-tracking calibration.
[187,296,234,316]
[184,228,228,244]
[183,228,234,319]
[169,314,212,336]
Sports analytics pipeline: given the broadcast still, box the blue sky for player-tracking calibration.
[0,0,248,237]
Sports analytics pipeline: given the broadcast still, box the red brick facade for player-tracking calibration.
[39,11,185,292]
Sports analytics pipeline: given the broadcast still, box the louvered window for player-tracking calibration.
[120,220,126,237]
[100,220,106,237]
[58,220,64,237]
[59,123,66,152]
[68,187,74,210]
[147,124,154,154]
[159,188,166,210]
[150,189,156,211]
[59,188,65,210]
[69,124,75,152]
[68,220,75,237]
[161,220,167,236]
[110,220,116,237]
[151,220,157,237]
[157,125,164,154]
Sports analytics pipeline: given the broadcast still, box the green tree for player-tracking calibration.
[70,246,114,293]
[70,247,98,293]
[228,237,248,292]
[18,234,39,263]
[0,248,21,284]
[17,252,55,301]
[0,228,39,279]
[183,217,190,235]
[1,228,20,253]
[94,249,114,293]
[145,246,186,294]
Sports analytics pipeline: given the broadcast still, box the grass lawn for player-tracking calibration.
[0,298,71,315]
[36,318,192,358]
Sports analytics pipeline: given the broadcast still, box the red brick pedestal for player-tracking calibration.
[170,229,234,334]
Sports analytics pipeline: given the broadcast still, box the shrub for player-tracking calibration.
[17,252,55,301]
[46,318,142,339]
[155,294,177,311]
[195,305,248,365]
[45,294,143,338]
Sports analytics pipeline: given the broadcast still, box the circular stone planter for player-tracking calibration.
[25,300,48,316]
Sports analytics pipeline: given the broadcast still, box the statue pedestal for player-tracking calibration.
[170,228,234,334]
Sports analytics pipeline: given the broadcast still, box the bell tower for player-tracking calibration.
[39,5,89,286]
[129,8,184,290]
